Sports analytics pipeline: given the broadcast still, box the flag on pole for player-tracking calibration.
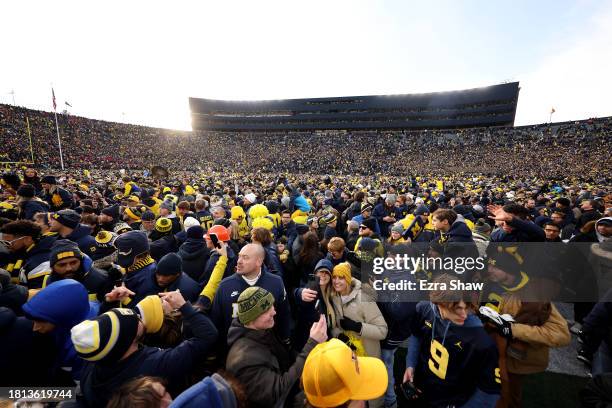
[550,107,556,114]
[52,88,57,111]
[65,101,72,107]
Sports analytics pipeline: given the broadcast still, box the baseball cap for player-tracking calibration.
[302,338,387,407]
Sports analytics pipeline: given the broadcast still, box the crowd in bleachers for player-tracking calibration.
[2,104,611,180]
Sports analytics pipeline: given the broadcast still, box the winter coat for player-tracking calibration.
[178,238,211,283]
[226,320,317,408]
[210,266,291,349]
[200,246,236,285]
[278,220,298,249]
[491,217,545,242]
[376,269,418,350]
[264,243,284,277]
[19,199,49,221]
[372,203,401,238]
[121,261,157,306]
[141,270,200,303]
[43,255,111,302]
[499,297,570,374]
[22,279,99,381]
[79,302,218,408]
[331,279,388,358]
[150,234,179,262]
[63,224,97,257]
[580,289,612,363]
[21,233,56,286]
[0,307,57,386]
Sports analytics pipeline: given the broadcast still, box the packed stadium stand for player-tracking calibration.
[190,82,520,131]
[1,103,611,180]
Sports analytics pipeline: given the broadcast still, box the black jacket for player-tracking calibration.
[150,234,179,263]
[177,239,210,283]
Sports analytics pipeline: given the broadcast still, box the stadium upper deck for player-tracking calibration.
[190,82,520,131]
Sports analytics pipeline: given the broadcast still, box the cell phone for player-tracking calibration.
[398,381,421,401]
[308,275,320,291]
[209,233,222,249]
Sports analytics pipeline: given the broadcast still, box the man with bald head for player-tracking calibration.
[209,243,291,355]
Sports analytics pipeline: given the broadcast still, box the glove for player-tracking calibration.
[497,320,513,339]
[340,317,362,334]
[479,306,514,339]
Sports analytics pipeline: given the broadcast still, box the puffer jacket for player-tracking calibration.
[331,279,388,358]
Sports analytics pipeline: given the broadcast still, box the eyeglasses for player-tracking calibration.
[0,236,26,248]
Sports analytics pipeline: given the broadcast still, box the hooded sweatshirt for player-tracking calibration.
[178,238,211,282]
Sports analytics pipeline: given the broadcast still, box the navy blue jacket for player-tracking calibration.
[122,262,157,305]
[79,302,218,408]
[372,203,401,238]
[0,307,57,386]
[407,302,500,407]
[64,224,97,257]
[264,244,284,277]
[139,269,200,303]
[200,246,236,285]
[491,217,545,242]
[277,220,298,249]
[210,266,291,347]
[376,269,418,349]
[20,200,49,221]
[22,234,56,284]
[581,289,612,356]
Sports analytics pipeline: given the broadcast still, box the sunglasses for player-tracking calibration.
[359,225,369,230]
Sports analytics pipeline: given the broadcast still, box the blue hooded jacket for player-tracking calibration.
[22,279,99,380]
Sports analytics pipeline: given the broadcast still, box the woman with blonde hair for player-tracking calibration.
[331,262,387,358]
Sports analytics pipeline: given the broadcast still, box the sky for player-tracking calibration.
[1,0,611,131]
